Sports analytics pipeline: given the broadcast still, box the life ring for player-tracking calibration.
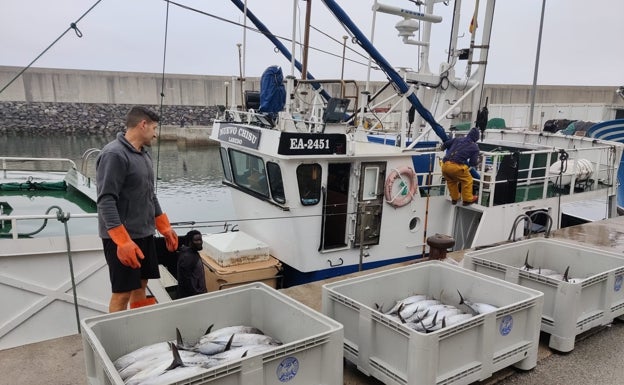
[384,166,418,208]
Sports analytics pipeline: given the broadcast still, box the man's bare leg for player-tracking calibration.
[109,292,131,312]
[129,279,148,304]
[109,280,148,312]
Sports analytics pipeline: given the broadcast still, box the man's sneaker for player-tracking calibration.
[462,196,479,206]
[451,199,458,205]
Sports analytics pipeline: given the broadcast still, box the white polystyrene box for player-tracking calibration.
[463,238,624,352]
[203,231,270,267]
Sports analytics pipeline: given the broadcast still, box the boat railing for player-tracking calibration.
[415,144,616,207]
[0,211,97,240]
[476,145,615,206]
[80,148,101,177]
[1,156,77,178]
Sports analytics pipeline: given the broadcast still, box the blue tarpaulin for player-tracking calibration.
[259,66,286,120]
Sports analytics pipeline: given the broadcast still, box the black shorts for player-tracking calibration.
[103,235,160,293]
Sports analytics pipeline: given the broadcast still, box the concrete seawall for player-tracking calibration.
[1,66,622,136]
[2,66,621,106]
[159,125,217,146]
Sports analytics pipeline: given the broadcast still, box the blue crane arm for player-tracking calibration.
[229,0,332,102]
[320,0,449,142]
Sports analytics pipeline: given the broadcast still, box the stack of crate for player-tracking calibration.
[199,231,282,291]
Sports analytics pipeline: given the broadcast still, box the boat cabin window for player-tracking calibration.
[297,164,322,205]
[229,149,269,197]
[219,148,233,182]
[266,162,285,204]
[362,166,380,201]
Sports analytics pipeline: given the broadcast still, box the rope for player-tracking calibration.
[0,0,104,96]
[164,0,378,71]
[155,1,171,192]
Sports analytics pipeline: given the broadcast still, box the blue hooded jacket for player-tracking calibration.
[441,127,480,167]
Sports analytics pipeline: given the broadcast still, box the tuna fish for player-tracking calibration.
[521,251,533,271]
[195,333,282,355]
[117,325,283,385]
[114,341,174,372]
[384,294,430,315]
[457,290,497,315]
[195,325,265,346]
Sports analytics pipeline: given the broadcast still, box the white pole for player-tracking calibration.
[291,0,297,77]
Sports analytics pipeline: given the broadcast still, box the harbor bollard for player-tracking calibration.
[426,233,455,260]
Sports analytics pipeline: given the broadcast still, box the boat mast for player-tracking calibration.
[528,0,547,131]
[301,0,312,80]
[241,0,248,101]
[469,0,496,122]
[229,0,331,101]
[322,0,449,143]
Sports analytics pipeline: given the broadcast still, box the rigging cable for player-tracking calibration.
[155,0,171,192]
[165,0,377,71]
[0,0,104,96]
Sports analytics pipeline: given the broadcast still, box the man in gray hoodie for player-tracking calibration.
[440,127,480,205]
[97,106,178,312]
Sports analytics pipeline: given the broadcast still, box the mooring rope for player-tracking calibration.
[155,1,171,192]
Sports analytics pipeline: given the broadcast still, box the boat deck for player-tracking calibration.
[3,216,624,384]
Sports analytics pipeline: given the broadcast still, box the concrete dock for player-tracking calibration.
[2,217,624,384]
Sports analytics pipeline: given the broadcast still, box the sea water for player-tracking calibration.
[0,135,234,236]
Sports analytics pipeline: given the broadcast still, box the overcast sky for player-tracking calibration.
[1,0,622,86]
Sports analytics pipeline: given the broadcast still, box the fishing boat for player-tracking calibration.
[1,0,622,352]
[0,153,173,350]
[209,0,624,286]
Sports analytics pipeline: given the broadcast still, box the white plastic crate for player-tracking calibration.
[463,238,624,352]
[322,261,543,385]
[82,283,343,385]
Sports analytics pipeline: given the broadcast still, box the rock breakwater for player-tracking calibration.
[0,102,219,136]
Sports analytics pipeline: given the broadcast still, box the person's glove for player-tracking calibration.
[107,225,144,268]
[155,213,178,252]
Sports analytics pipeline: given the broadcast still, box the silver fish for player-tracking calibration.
[520,251,533,271]
[196,333,282,355]
[457,290,497,315]
[196,325,264,345]
[115,327,191,372]
[384,294,429,315]
[210,343,278,361]
[399,299,440,319]
[123,343,182,385]
[114,341,172,372]
[526,266,559,276]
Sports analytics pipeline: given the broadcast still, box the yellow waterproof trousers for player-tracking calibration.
[441,161,474,202]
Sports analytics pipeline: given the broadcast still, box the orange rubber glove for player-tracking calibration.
[107,225,144,269]
[155,213,178,252]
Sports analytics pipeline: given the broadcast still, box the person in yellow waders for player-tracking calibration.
[441,127,480,206]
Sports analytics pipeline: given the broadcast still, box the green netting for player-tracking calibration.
[487,118,506,129]
[452,121,472,131]
[452,118,506,131]
[0,181,67,191]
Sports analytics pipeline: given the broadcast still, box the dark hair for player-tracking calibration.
[126,106,160,128]
[186,230,202,245]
